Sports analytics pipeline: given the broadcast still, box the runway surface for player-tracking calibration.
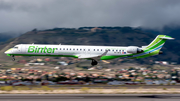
[0,94,180,101]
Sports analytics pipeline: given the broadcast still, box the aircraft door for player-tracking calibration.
[20,45,25,53]
[14,45,21,53]
[17,45,23,54]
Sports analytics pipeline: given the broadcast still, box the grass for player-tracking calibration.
[14,86,30,90]
[32,86,54,91]
[0,86,54,91]
[163,87,167,90]
[0,85,179,94]
[0,86,13,91]
[80,87,90,93]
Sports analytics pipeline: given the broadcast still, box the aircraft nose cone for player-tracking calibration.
[5,51,9,54]
[4,48,12,54]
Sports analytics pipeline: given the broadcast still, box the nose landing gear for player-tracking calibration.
[12,55,15,61]
[91,59,98,66]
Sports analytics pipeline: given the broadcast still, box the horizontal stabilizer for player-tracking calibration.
[159,37,174,40]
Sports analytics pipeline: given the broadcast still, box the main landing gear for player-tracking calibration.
[12,55,15,61]
[91,59,98,66]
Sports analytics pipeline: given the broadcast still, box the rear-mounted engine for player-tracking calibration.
[127,46,143,53]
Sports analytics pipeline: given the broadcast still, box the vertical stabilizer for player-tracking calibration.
[130,35,174,59]
[143,35,174,51]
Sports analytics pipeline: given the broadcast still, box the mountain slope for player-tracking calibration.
[0,27,179,64]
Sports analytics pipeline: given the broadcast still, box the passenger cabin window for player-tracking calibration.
[97,49,99,51]
[88,49,90,51]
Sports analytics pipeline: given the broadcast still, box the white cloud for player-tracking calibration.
[0,0,180,33]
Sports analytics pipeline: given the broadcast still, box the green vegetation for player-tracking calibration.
[0,86,13,91]
[80,87,90,93]
[14,86,30,90]
[0,86,179,94]
[163,88,167,90]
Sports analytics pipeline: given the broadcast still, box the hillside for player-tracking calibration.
[142,26,180,41]
[0,27,180,64]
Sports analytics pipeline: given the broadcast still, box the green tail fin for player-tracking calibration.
[129,35,174,59]
[144,35,174,51]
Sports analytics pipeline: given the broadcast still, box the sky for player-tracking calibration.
[0,0,180,33]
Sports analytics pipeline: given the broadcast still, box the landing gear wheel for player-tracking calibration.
[91,59,98,66]
[12,55,15,61]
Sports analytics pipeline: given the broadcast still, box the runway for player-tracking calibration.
[0,94,180,101]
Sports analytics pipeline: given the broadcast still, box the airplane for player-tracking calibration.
[4,35,174,66]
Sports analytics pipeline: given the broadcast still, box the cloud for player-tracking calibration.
[0,0,180,33]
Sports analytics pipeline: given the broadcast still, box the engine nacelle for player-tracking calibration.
[127,46,143,53]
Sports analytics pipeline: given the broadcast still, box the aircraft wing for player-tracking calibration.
[78,50,108,61]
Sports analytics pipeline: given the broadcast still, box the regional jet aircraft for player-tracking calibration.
[4,35,174,66]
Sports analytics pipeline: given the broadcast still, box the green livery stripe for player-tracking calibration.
[144,39,166,52]
[9,54,130,60]
[100,55,127,60]
[135,50,160,59]
[9,54,79,58]
[145,35,165,49]
[128,45,162,59]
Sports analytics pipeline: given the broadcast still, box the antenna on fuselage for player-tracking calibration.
[32,43,34,45]
[59,43,61,45]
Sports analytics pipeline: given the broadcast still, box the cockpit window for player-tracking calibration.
[13,47,18,49]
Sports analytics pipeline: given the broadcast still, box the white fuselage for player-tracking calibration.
[7,44,129,56]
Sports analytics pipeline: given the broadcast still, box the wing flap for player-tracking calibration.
[78,55,99,59]
[78,50,109,60]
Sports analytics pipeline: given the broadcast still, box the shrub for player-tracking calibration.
[163,88,167,90]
